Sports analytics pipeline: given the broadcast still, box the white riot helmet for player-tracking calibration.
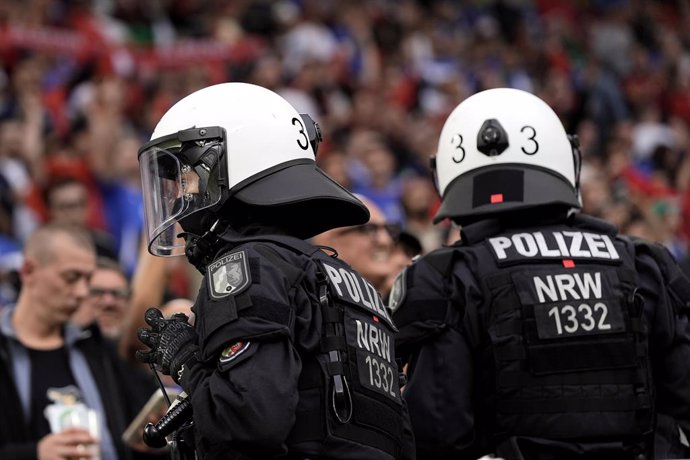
[139,82,368,256]
[432,88,581,224]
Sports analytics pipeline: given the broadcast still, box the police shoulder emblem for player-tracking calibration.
[207,250,251,299]
[387,267,407,313]
[219,341,251,363]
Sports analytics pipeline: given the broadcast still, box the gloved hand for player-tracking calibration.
[136,308,198,383]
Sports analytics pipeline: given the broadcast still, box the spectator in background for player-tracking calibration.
[347,129,405,224]
[317,150,353,190]
[159,297,195,323]
[384,229,423,304]
[312,194,401,297]
[0,118,42,242]
[400,175,445,254]
[79,78,147,277]
[0,173,23,306]
[72,257,131,341]
[0,222,162,460]
[94,131,146,278]
[43,176,118,261]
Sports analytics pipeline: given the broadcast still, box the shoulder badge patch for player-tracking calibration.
[207,250,251,299]
[387,267,407,313]
[219,341,251,363]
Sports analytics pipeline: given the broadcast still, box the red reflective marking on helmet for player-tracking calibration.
[373,315,379,322]
[490,194,504,203]
[563,259,575,268]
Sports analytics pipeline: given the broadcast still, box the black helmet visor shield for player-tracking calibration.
[139,136,224,256]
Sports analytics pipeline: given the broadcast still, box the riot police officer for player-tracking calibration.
[135,83,415,459]
[389,88,690,460]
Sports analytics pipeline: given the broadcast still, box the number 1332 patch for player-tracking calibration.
[533,300,626,339]
[515,269,627,340]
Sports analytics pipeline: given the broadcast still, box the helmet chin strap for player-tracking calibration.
[180,218,223,273]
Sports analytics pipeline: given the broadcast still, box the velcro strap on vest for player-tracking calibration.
[494,321,523,336]
[326,361,345,376]
[499,395,650,414]
[498,368,644,386]
[288,394,401,456]
[320,336,347,353]
[494,344,527,360]
[529,341,636,374]
[342,392,401,456]
[322,308,344,324]
[234,292,253,311]
[240,299,292,326]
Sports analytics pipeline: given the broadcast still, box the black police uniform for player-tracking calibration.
[390,213,690,460]
[178,228,416,459]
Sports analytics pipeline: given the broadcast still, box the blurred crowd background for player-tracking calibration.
[1,0,690,306]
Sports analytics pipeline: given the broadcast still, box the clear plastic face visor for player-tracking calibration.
[140,126,228,256]
[140,144,190,256]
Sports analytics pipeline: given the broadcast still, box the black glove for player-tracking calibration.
[136,308,198,383]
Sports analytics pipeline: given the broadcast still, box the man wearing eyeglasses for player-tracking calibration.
[72,257,131,341]
[0,223,163,460]
[312,194,403,297]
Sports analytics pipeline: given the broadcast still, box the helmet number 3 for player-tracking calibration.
[520,125,539,155]
[451,126,539,161]
[451,133,465,163]
[292,117,310,151]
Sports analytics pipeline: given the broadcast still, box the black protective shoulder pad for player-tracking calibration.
[423,246,458,277]
[254,243,306,288]
[391,258,452,356]
[460,219,502,244]
[572,213,619,236]
[630,237,690,312]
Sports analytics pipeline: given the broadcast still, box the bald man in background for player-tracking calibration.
[0,222,161,460]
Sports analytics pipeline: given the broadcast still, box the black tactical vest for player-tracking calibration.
[428,217,655,456]
[212,233,407,458]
